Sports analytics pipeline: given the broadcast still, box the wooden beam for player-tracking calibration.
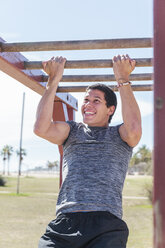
[52,101,72,187]
[0,38,152,52]
[0,53,44,94]
[0,37,78,110]
[24,58,153,70]
[56,84,153,92]
[42,73,152,82]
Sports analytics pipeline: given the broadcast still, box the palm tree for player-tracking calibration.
[6,145,13,175]
[130,145,152,166]
[47,160,59,172]
[129,152,140,167]
[16,148,27,175]
[129,145,152,174]
[1,145,8,175]
[136,145,152,164]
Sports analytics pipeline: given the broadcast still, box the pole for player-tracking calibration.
[24,58,152,70]
[54,84,153,93]
[42,73,152,83]
[154,0,165,247]
[0,38,152,52]
[17,92,25,194]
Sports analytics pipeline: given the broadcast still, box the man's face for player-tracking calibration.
[81,89,115,127]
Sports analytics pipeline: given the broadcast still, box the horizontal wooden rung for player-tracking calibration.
[56,84,153,92]
[0,38,152,52]
[41,73,152,82]
[24,58,152,69]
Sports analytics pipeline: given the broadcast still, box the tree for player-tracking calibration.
[129,145,152,175]
[47,160,59,172]
[1,145,14,175]
[0,176,6,186]
[6,145,13,175]
[136,145,152,164]
[16,148,27,175]
[1,145,8,175]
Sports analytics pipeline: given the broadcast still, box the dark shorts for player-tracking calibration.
[38,211,129,248]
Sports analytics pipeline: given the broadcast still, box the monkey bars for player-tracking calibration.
[24,58,152,69]
[0,35,153,185]
[0,37,153,93]
[0,34,156,241]
[0,0,165,246]
[0,38,152,52]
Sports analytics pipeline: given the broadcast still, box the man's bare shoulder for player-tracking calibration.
[34,121,70,145]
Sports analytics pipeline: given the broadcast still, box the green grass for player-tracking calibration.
[122,176,153,248]
[123,200,153,248]
[0,175,153,248]
[0,192,30,196]
[0,176,60,194]
[123,175,153,197]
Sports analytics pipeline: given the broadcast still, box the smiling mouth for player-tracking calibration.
[84,111,96,116]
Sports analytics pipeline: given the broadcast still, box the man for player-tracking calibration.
[34,54,142,248]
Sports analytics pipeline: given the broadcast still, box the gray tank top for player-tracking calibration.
[56,121,133,219]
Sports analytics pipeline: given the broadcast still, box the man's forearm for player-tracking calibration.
[119,84,142,134]
[34,80,58,134]
[34,56,66,135]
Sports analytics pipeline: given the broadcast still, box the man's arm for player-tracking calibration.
[113,54,142,147]
[33,56,70,145]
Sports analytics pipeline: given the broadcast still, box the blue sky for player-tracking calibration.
[0,0,153,172]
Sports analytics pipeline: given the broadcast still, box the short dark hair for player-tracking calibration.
[86,84,117,123]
